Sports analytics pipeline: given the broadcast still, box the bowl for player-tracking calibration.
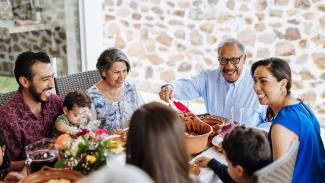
[184,118,213,155]
[198,115,230,137]
[211,134,224,152]
[20,167,84,183]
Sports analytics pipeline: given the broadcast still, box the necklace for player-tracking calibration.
[99,84,124,101]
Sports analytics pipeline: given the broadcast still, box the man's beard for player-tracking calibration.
[29,84,52,104]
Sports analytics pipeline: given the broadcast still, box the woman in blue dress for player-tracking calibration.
[87,48,144,130]
[251,57,325,182]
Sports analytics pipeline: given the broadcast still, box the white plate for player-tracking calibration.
[211,134,223,147]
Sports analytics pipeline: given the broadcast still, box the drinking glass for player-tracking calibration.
[105,150,124,167]
[25,138,58,174]
[231,107,243,125]
[231,107,260,126]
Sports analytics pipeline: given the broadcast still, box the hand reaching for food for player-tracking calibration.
[194,156,212,168]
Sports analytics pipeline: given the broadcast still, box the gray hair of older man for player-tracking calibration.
[77,164,154,183]
[217,38,246,55]
[96,48,131,80]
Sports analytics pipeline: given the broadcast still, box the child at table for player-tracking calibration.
[195,126,271,183]
[0,138,10,181]
[52,91,93,137]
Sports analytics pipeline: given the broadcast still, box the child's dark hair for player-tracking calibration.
[63,91,91,111]
[222,126,271,176]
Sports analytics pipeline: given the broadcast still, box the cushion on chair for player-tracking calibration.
[253,140,299,183]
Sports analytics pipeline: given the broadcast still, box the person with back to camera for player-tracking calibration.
[87,48,144,131]
[126,102,197,183]
[195,126,271,183]
[251,57,325,183]
[159,38,268,128]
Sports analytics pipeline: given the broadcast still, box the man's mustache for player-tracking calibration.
[43,87,53,92]
[222,68,236,72]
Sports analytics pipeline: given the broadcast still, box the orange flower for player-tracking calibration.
[54,134,72,150]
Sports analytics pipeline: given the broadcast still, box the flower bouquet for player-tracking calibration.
[54,129,124,175]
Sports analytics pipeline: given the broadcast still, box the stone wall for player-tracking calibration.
[102,0,325,124]
[0,0,69,76]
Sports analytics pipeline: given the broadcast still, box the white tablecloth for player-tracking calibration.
[192,147,227,183]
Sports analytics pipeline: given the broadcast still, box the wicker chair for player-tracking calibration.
[0,91,16,107]
[253,140,299,183]
[54,70,101,98]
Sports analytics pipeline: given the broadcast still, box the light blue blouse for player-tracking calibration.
[171,66,267,127]
[87,80,144,130]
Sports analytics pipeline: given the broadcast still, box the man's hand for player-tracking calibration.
[159,85,174,103]
[194,156,212,168]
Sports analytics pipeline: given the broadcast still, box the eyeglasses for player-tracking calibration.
[218,55,243,65]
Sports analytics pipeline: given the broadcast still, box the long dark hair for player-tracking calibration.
[126,102,193,183]
[251,57,292,121]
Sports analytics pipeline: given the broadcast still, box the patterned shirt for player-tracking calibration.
[87,80,144,130]
[52,114,81,138]
[0,89,63,161]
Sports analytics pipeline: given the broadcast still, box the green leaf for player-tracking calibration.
[54,160,65,168]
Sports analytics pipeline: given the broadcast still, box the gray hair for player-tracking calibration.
[96,48,131,79]
[217,38,246,55]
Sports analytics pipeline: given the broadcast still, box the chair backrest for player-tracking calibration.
[253,140,300,183]
[0,91,16,107]
[54,70,101,98]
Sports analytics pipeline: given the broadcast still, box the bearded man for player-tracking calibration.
[0,51,63,170]
[159,38,268,128]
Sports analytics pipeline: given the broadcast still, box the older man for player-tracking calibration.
[159,38,268,127]
[0,51,63,170]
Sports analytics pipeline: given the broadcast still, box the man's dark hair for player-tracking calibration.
[63,91,91,111]
[222,126,271,176]
[14,51,51,87]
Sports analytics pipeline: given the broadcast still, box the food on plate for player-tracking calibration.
[189,163,201,176]
[198,114,230,137]
[46,179,71,183]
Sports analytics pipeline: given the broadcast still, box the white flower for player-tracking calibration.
[70,137,85,156]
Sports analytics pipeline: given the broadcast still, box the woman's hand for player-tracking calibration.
[194,156,212,168]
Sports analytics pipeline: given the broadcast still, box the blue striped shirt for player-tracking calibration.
[171,66,268,127]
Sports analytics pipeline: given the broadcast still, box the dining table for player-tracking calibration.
[192,146,227,183]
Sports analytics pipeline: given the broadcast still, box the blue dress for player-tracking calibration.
[86,80,144,130]
[269,101,325,183]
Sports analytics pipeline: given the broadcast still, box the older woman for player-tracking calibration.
[126,102,196,183]
[251,57,325,183]
[87,48,144,130]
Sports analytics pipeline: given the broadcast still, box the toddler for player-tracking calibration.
[53,91,92,137]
